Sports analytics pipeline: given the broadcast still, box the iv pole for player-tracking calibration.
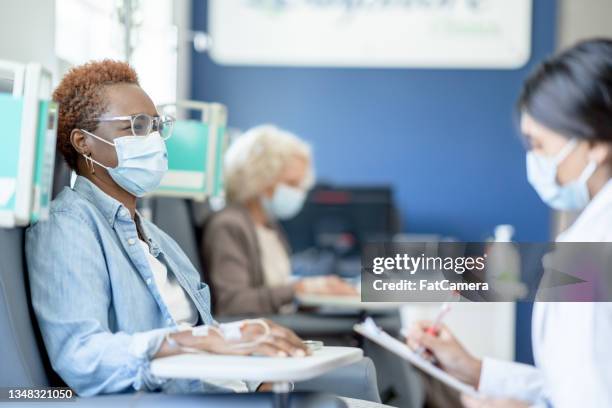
[118,0,157,220]
[118,0,137,63]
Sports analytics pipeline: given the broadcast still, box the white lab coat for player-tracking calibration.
[478,179,612,408]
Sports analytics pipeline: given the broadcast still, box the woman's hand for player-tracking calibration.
[461,394,530,408]
[322,275,358,296]
[207,319,309,357]
[406,320,482,387]
[295,276,358,296]
[162,319,310,358]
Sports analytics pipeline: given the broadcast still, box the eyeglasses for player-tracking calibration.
[94,113,175,140]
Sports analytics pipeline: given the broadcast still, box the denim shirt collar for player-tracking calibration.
[73,176,124,226]
[138,218,162,257]
[73,176,163,257]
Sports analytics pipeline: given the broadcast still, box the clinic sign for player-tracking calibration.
[208,0,532,69]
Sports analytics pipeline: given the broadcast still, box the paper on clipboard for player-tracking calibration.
[354,318,481,398]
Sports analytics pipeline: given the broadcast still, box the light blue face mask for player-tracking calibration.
[526,138,597,210]
[81,130,168,197]
[262,183,307,220]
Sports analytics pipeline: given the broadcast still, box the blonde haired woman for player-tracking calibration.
[203,125,356,316]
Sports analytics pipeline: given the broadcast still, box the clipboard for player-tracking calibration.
[354,318,481,398]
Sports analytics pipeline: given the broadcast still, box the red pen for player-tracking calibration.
[415,302,451,357]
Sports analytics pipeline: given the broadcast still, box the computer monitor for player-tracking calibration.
[281,184,400,256]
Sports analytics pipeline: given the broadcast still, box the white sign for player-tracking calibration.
[208,0,532,69]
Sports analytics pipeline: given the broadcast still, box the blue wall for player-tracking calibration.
[192,0,557,363]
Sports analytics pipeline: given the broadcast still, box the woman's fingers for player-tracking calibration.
[322,276,358,296]
[406,320,454,351]
[408,319,434,333]
[266,321,308,352]
[406,337,420,350]
[264,336,306,357]
[247,332,307,357]
[251,342,284,357]
[299,275,358,296]
[335,282,358,295]
[244,320,309,356]
[407,321,443,351]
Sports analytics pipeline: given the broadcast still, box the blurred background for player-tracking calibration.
[2,0,611,382]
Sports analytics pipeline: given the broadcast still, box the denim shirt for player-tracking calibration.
[25,176,216,396]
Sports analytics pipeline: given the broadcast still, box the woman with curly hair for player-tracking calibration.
[25,60,308,396]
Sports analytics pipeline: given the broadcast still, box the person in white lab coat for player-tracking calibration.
[407,38,612,408]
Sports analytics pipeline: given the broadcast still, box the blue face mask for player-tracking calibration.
[526,138,597,211]
[81,130,168,197]
[262,183,307,220]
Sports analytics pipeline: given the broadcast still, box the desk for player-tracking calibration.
[151,347,363,408]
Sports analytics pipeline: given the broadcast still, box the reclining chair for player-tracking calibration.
[0,225,370,407]
[0,173,380,406]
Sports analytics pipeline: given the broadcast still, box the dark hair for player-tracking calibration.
[518,38,612,142]
[52,60,139,170]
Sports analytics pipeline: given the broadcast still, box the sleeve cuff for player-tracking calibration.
[127,328,175,391]
[479,358,545,403]
[271,284,295,308]
[128,327,174,360]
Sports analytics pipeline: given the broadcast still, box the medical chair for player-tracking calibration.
[0,166,366,408]
[0,223,352,407]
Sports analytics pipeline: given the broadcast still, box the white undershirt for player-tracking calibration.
[255,225,291,287]
[139,240,198,327]
[140,241,251,392]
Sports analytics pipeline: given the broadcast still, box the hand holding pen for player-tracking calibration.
[404,303,483,388]
[414,302,451,358]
